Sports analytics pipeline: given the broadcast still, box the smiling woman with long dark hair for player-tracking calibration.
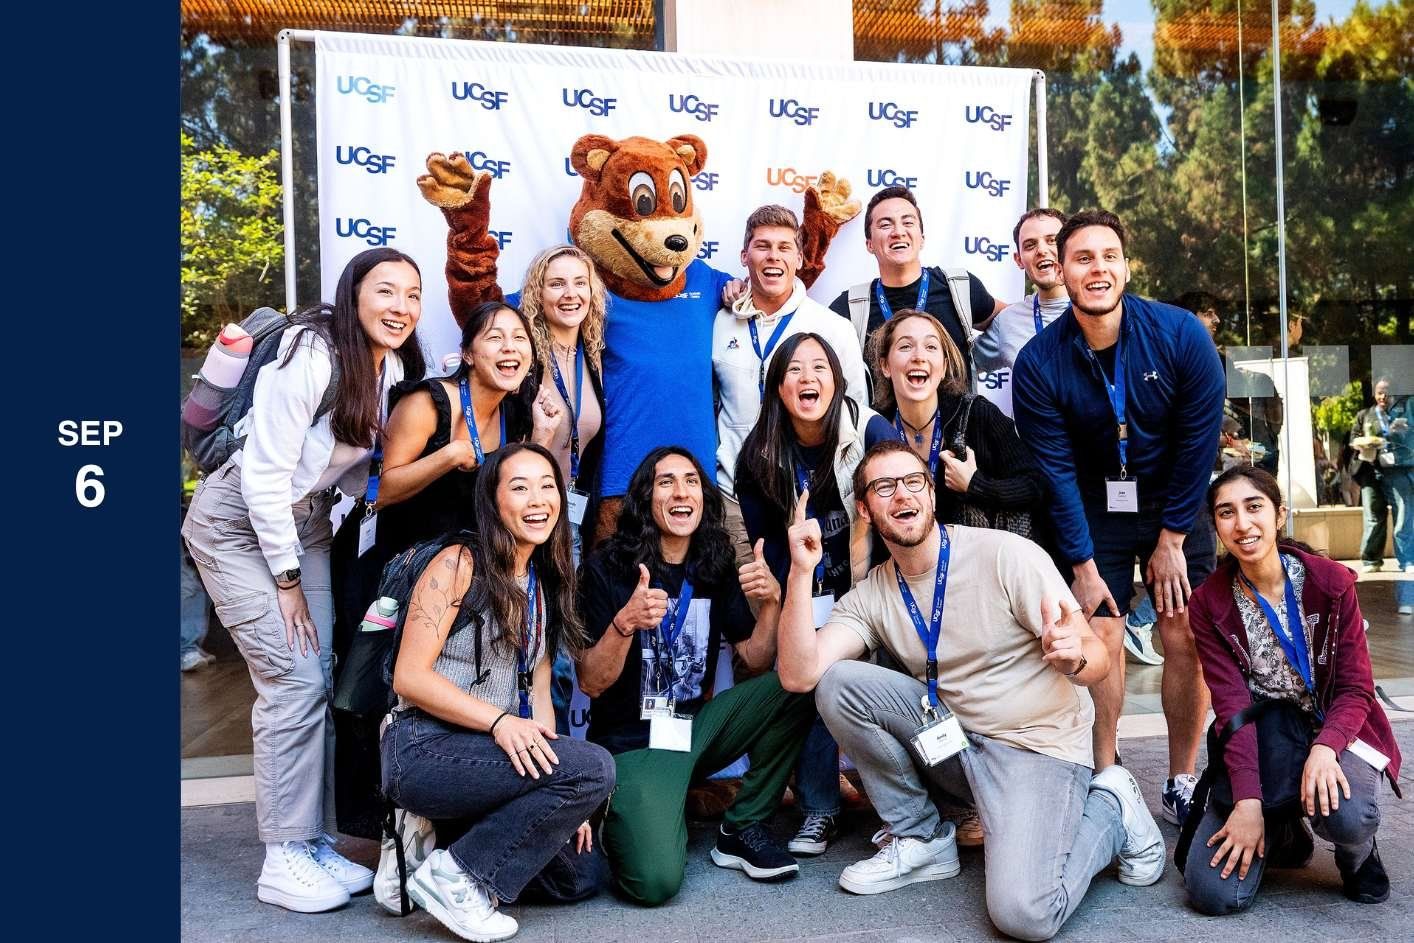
[383,443,614,940]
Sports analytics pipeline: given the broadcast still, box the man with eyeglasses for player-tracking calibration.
[776,440,1164,940]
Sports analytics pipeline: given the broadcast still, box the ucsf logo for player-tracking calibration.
[668,94,719,122]
[868,169,918,189]
[977,368,1010,391]
[562,88,617,116]
[963,236,1009,262]
[697,240,719,260]
[768,98,820,126]
[868,102,917,129]
[466,150,511,179]
[335,146,396,175]
[336,76,395,104]
[965,171,1011,198]
[693,172,719,192]
[765,168,818,194]
[336,218,397,246]
[450,82,509,110]
[965,105,1013,131]
[489,230,513,250]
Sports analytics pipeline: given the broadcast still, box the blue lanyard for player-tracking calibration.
[547,343,585,483]
[875,269,930,323]
[1239,563,1321,718]
[518,565,541,719]
[653,576,695,695]
[894,407,943,477]
[1376,407,1391,436]
[1089,332,1129,476]
[1032,295,1044,335]
[748,311,797,397]
[894,525,951,711]
[365,442,382,504]
[458,377,507,465]
[793,461,827,592]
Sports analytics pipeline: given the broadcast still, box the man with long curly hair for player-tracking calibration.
[574,446,815,906]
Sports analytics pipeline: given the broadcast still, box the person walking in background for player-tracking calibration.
[1350,377,1414,576]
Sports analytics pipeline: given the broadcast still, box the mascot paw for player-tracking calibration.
[808,171,861,225]
[417,152,489,209]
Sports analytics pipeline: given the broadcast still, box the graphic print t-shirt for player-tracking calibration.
[579,552,754,754]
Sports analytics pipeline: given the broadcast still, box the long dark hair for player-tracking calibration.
[737,332,855,517]
[448,300,542,416]
[602,446,735,591]
[1206,465,1322,557]
[460,443,582,658]
[283,248,428,448]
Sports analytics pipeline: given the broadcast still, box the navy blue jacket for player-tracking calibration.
[1012,293,1225,565]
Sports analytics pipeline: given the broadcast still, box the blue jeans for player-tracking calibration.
[382,711,615,903]
[179,539,211,655]
[1382,467,1414,568]
[794,713,841,816]
[550,522,582,734]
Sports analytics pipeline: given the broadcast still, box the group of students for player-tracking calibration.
[182,190,1402,942]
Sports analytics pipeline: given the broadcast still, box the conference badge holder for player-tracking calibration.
[649,710,693,752]
[1105,477,1138,513]
[567,488,589,526]
[811,592,835,629]
[358,508,378,557]
[911,695,968,767]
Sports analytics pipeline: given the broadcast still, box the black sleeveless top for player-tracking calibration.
[377,376,533,556]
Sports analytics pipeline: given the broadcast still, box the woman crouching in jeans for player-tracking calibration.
[384,443,615,941]
[1184,465,1401,914]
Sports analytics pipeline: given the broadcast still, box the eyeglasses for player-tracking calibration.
[865,472,931,498]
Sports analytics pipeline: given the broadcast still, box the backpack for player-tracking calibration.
[951,394,1034,540]
[846,267,974,349]
[180,307,341,474]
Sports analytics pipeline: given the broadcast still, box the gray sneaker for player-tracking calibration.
[407,849,517,942]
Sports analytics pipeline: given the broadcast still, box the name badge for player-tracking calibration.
[649,713,693,752]
[911,711,968,767]
[357,510,378,557]
[1349,737,1391,772]
[640,695,671,720]
[811,593,835,629]
[1378,451,1396,468]
[567,488,589,526]
[1106,477,1139,513]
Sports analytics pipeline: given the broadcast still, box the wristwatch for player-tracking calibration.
[1064,654,1088,678]
[274,567,302,587]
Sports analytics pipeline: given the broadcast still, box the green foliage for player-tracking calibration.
[180,131,283,347]
[1312,381,1364,437]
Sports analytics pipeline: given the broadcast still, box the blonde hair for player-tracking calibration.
[869,309,968,414]
[518,245,607,374]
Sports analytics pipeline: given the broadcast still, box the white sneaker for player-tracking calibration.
[1122,615,1164,665]
[1404,564,1414,574]
[375,809,437,915]
[180,648,212,672]
[408,849,518,942]
[1362,562,1381,573]
[838,824,960,895]
[1399,605,1413,616]
[1090,766,1166,886]
[309,832,374,894]
[257,840,351,913]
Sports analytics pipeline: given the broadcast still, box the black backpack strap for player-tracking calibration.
[383,803,414,916]
[314,350,341,421]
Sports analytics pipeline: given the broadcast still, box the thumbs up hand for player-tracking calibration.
[738,538,782,605]
[787,488,824,576]
[617,563,670,632]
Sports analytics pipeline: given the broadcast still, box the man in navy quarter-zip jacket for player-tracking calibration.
[1013,209,1226,827]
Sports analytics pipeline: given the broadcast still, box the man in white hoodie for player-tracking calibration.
[714,204,869,563]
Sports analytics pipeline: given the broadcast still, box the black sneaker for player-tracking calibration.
[1341,841,1390,904]
[1266,817,1314,869]
[788,814,838,856]
[710,822,800,881]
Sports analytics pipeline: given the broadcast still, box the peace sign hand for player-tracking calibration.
[787,488,823,574]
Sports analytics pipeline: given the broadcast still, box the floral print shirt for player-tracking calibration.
[1230,553,1317,716]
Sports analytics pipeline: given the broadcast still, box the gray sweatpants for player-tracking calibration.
[182,462,337,844]
[816,660,1126,941]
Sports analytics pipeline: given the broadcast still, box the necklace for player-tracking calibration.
[551,339,578,360]
[898,413,934,446]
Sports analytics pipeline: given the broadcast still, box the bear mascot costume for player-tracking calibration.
[416,133,859,537]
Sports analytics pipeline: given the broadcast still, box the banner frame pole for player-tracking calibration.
[1033,69,1048,208]
[277,29,317,314]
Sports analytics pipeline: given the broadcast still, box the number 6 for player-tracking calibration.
[76,464,105,508]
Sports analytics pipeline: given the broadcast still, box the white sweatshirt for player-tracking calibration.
[233,326,405,574]
[713,279,869,499]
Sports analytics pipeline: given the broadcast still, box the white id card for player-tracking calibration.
[640,695,671,720]
[1106,478,1139,513]
[811,593,835,629]
[649,713,693,752]
[1378,451,1396,467]
[567,489,589,526]
[357,511,378,557]
[1348,737,1391,772]
[911,712,968,766]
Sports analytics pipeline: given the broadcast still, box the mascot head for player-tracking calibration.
[568,134,706,302]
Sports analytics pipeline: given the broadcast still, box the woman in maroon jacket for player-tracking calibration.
[1184,465,1401,914]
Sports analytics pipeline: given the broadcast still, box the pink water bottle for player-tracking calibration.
[201,323,254,390]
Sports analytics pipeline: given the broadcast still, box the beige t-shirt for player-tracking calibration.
[829,525,1095,768]
[542,354,603,487]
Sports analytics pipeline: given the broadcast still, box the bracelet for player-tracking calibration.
[612,616,634,638]
[489,710,510,736]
